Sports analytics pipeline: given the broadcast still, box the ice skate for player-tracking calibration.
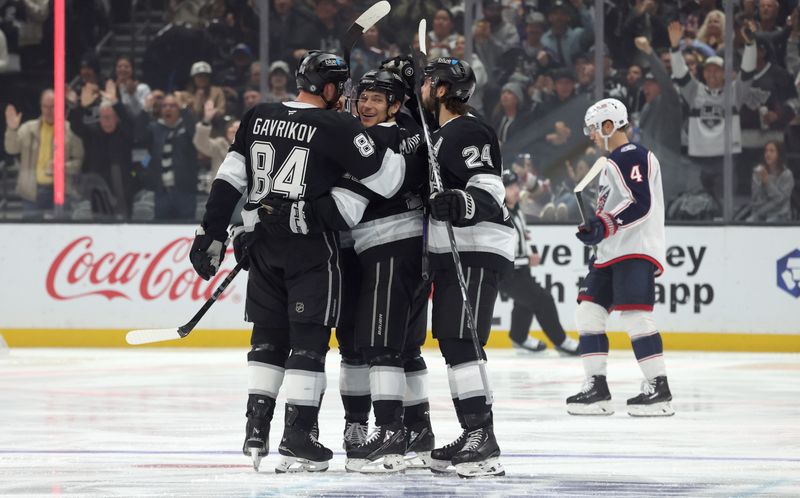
[276,406,332,473]
[276,423,332,473]
[429,429,468,474]
[555,337,580,357]
[566,375,614,415]
[512,336,547,354]
[242,394,275,471]
[345,422,407,473]
[627,376,674,417]
[342,420,368,451]
[452,425,505,478]
[404,420,435,469]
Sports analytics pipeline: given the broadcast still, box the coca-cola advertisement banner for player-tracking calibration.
[2,224,246,329]
[0,224,798,335]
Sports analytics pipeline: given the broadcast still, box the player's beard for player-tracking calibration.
[422,92,435,113]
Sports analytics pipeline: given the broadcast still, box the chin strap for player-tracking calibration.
[321,84,344,110]
[600,127,614,151]
[322,93,340,110]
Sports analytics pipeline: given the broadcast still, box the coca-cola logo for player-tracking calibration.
[46,236,237,302]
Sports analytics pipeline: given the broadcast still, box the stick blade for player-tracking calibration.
[126,328,183,345]
[342,1,391,51]
[354,1,391,31]
[574,156,607,193]
[418,19,427,56]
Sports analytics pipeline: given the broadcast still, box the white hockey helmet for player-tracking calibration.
[583,98,629,137]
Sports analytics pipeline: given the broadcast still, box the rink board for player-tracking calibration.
[0,223,798,350]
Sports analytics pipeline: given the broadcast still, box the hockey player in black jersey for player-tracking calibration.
[259,67,434,473]
[420,58,514,478]
[188,50,407,473]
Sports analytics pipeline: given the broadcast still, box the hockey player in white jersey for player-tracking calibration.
[566,98,674,417]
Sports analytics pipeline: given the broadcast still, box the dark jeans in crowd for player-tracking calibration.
[691,154,742,201]
[155,189,196,220]
[22,185,54,219]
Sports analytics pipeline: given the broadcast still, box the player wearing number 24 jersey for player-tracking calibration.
[188,51,407,474]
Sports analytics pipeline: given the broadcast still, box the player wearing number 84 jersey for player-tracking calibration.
[188,50,407,474]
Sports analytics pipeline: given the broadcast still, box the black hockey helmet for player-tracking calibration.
[423,57,476,102]
[356,69,407,105]
[502,169,519,187]
[295,50,349,105]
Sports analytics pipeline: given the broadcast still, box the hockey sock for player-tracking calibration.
[339,357,371,423]
[631,332,666,380]
[579,334,609,377]
[451,360,492,422]
[440,338,493,426]
[284,323,329,430]
[446,365,467,429]
[248,326,290,398]
[364,348,405,426]
[402,354,430,427]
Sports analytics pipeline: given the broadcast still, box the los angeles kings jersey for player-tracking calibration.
[428,115,514,273]
[595,142,666,275]
[307,113,427,258]
[208,101,406,232]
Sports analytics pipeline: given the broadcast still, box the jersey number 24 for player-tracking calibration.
[249,141,309,202]
[463,144,494,169]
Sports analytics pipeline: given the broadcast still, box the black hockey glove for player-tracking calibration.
[429,189,475,226]
[189,227,227,280]
[576,212,618,246]
[258,198,312,235]
[380,55,415,98]
[230,224,251,271]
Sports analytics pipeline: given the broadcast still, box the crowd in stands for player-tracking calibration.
[1,0,798,223]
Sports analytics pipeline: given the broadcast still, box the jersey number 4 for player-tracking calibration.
[630,164,643,183]
[249,141,309,202]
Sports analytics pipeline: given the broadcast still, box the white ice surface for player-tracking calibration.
[1,348,798,497]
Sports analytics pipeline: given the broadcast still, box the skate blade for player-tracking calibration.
[404,451,432,469]
[627,401,675,417]
[275,456,329,473]
[345,454,406,474]
[567,401,614,416]
[249,448,262,471]
[455,457,505,478]
[429,458,456,475]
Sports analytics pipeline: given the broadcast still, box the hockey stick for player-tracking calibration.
[574,156,607,257]
[340,1,391,113]
[411,19,493,404]
[126,259,246,345]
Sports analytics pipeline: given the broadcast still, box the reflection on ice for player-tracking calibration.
[0,349,798,497]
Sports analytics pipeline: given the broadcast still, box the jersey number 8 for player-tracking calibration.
[353,133,375,157]
[249,141,310,202]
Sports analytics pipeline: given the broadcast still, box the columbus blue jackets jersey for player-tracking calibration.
[595,142,665,275]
